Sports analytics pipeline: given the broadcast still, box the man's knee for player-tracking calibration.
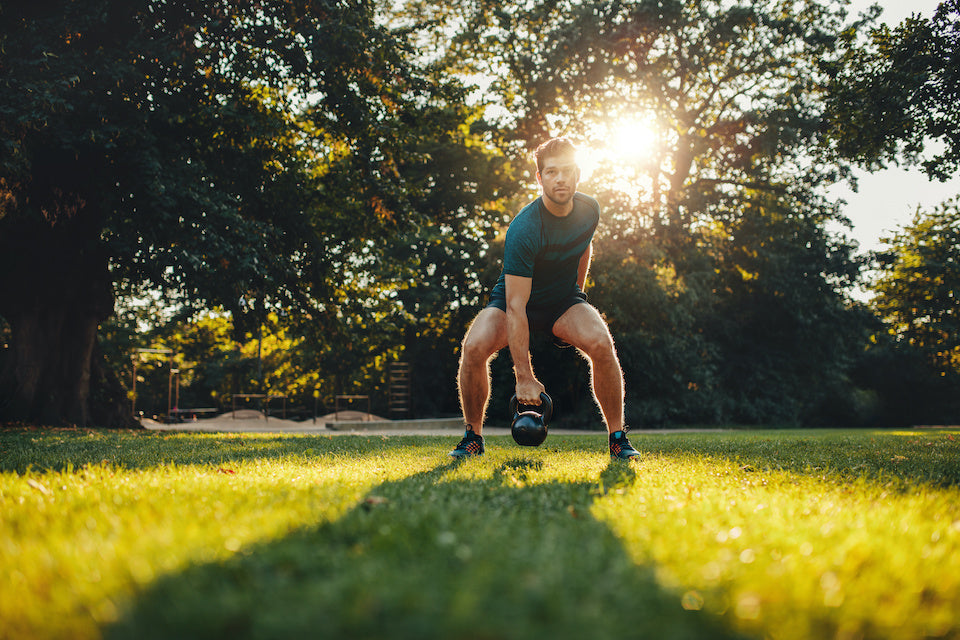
[565,311,617,360]
[555,312,609,354]
[461,333,493,363]
[580,329,616,360]
[460,309,505,364]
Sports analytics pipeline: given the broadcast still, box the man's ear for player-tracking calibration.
[535,170,543,186]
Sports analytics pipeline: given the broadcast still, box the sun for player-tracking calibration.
[578,116,661,193]
[607,117,658,163]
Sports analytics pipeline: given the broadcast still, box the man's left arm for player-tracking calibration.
[577,241,593,290]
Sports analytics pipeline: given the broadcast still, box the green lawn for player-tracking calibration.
[1,428,958,639]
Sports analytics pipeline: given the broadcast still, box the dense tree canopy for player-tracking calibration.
[820,0,960,425]
[3,0,959,428]
[412,0,873,425]
[824,0,960,179]
[872,198,960,375]
[845,199,960,427]
[0,0,502,425]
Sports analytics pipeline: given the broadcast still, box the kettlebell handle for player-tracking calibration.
[509,392,553,425]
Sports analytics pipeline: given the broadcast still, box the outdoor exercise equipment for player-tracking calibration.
[510,392,553,447]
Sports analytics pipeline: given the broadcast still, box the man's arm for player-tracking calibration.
[577,241,593,290]
[505,274,545,405]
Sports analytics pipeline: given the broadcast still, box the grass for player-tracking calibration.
[1,428,959,640]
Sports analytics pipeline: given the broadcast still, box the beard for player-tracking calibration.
[543,187,574,207]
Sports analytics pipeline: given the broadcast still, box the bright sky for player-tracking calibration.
[829,0,960,253]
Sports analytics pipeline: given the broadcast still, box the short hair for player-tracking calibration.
[534,137,578,173]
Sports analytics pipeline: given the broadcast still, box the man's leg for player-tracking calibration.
[457,307,508,435]
[551,303,625,433]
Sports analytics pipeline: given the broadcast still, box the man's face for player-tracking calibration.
[537,153,580,207]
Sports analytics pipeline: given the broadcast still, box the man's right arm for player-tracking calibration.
[505,274,545,405]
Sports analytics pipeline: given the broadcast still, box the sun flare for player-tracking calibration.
[578,116,661,196]
[608,118,658,162]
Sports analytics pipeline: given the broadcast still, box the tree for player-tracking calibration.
[849,199,960,426]
[422,0,871,425]
[702,191,869,425]
[823,0,960,180]
[872,198,960,375]
[819,2,960,425]
[0,0,473,426]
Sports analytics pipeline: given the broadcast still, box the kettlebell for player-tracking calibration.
[509,392,553,447]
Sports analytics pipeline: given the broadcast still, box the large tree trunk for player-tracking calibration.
[0,215,136,428]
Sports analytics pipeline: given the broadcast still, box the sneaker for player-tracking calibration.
[449,426,484,458]
[609,428,641,459]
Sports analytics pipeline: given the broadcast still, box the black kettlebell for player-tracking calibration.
[509,392,553,447]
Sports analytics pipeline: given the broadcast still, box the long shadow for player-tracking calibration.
[105,455,748,640]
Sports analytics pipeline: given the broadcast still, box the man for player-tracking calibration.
[450,137,641,459]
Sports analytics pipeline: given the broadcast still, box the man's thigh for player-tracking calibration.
[463,306,509,356]
[550,302,613,351]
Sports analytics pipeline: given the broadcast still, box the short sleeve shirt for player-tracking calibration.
[490,193,600,309]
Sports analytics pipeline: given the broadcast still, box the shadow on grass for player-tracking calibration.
[105,455,747,640]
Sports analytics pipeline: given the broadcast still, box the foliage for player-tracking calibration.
[421,0,873,426]
[823,0,960,180]
[821,3,960,425]
[1,0,382,311]
[2,429,959,639]
[0,0,504,426]
[703,190,872,426]
[101,108,515,421]
[854,198,960,424]
[850,332,958,427]
[872,198,960,372]
[5,0,958,429]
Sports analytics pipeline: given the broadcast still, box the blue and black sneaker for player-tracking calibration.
[609,427,641,459]
[449,426,484,458]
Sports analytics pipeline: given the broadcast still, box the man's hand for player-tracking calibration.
[515,378,545,406]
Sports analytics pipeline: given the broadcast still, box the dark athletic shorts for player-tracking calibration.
[486,290,588,335]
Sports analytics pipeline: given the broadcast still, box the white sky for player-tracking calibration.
[829,0,960,253]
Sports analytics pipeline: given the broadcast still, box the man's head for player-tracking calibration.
[534,137,580,210]
[534,137,578,174]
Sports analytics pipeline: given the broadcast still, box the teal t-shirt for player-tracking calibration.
[490,193,599,309]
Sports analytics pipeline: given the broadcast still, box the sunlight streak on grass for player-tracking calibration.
[591,450,960,639]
